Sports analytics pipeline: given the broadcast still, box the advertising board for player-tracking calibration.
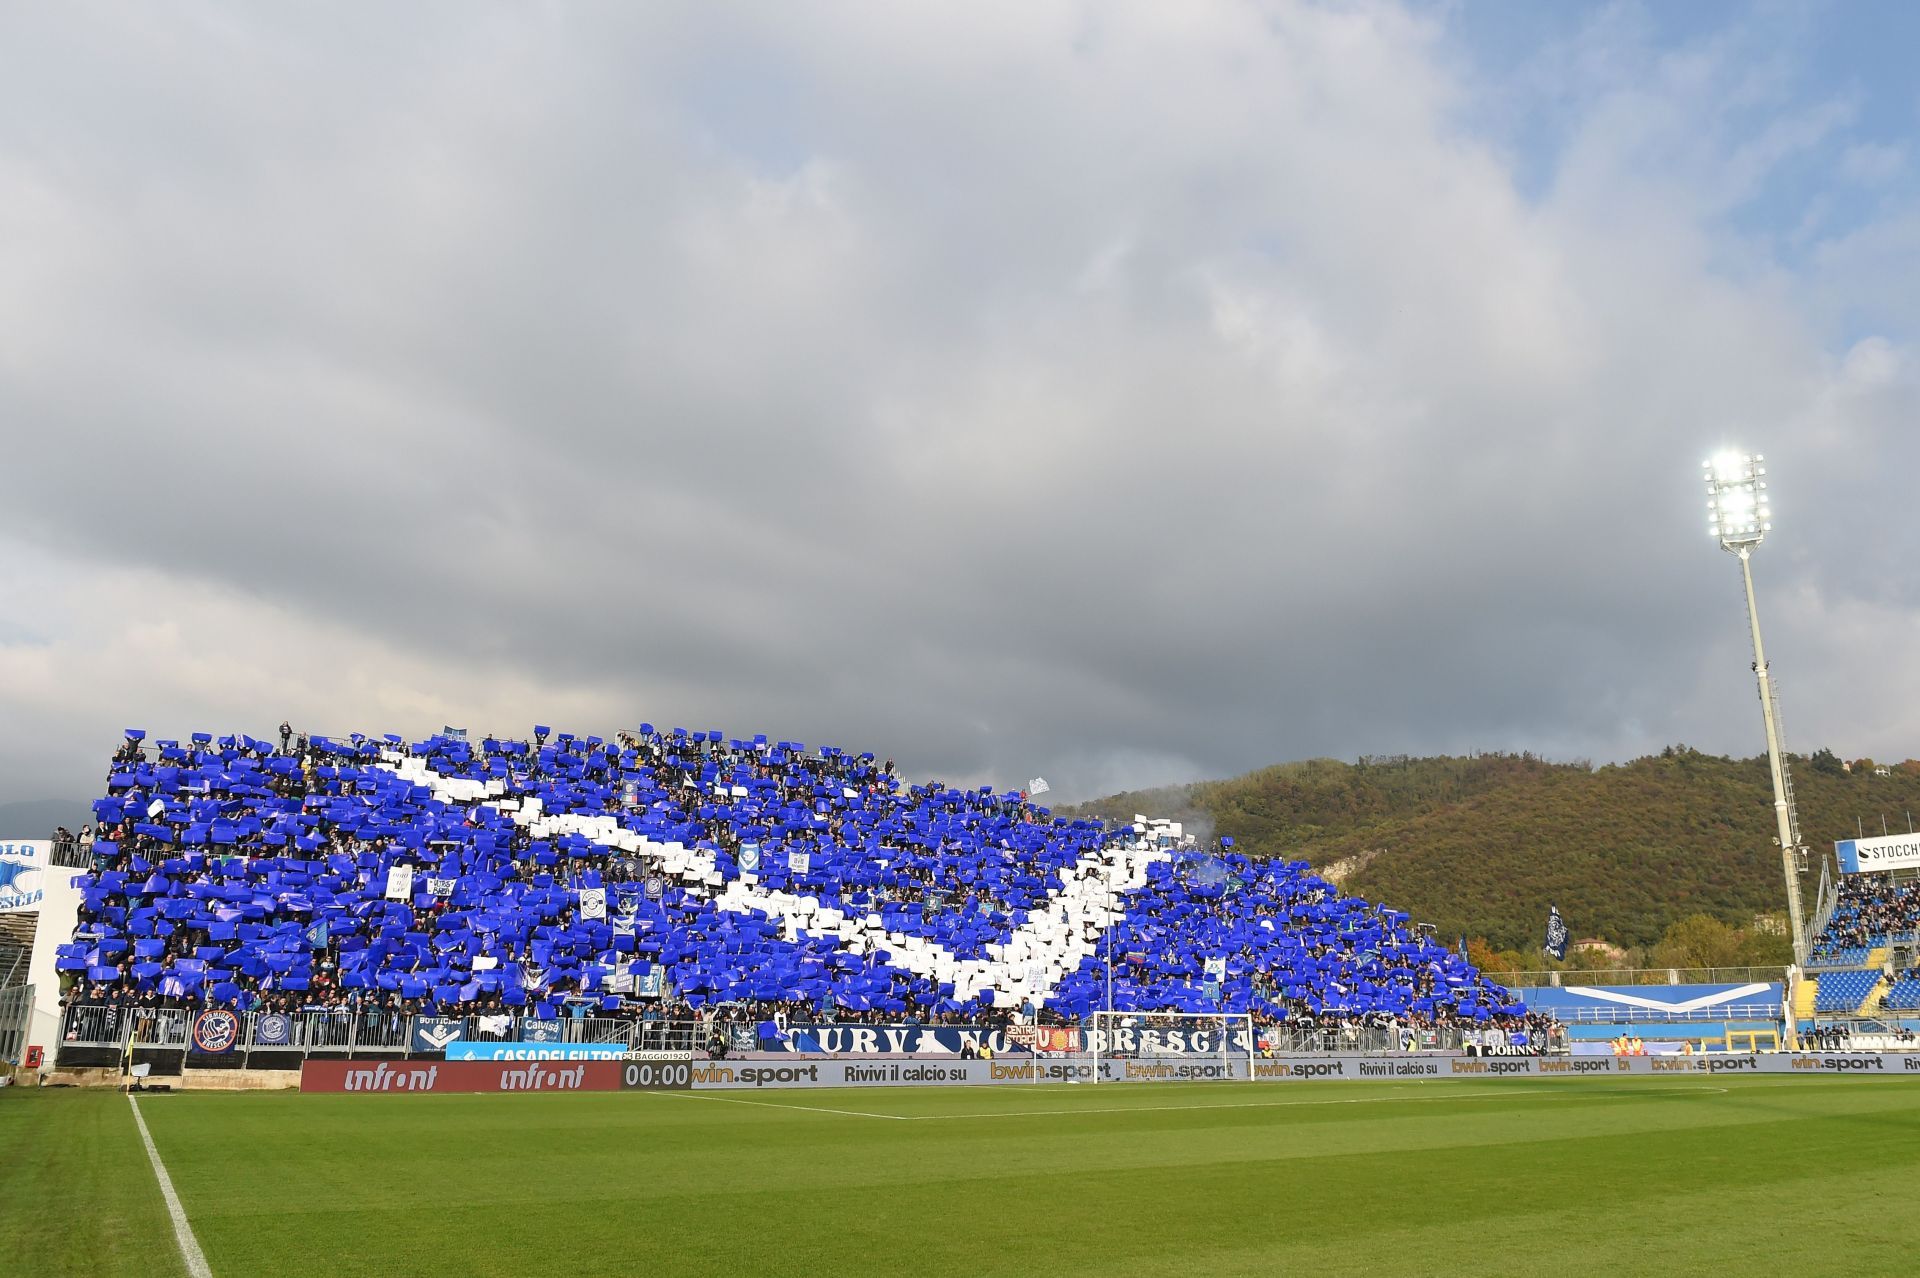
[301,1060,622,1093]
[1835,833,1920,874]
[303,1051,1920,1095]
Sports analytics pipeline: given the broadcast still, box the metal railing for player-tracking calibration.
[1500,967,1788,988]
[55,1004,717,1061]
[0,984,32,1066]
[56,1005,1571,1065]
[1242,1024,1565,1056]
[47,839,93,870]
[1548,1005,1782,1025]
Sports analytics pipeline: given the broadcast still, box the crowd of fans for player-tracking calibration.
[1809,870,1920,960]
[56,723,1525,1046]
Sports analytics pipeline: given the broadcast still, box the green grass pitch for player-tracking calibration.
[5,1077,1917,1277]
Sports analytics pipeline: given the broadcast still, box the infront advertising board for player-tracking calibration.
[301,1060,622,1093]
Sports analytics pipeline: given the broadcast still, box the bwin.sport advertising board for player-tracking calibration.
[303,1052,1920,1093]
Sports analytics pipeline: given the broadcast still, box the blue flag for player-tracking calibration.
[1543,906,1569,961]
[306,920,329,949]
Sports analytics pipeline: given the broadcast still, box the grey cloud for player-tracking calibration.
[2,2,1918,815]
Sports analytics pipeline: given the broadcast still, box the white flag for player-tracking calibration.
[789,851,811,873]
[385,864,414,901]
[1203,956,1227,979]
[580,887,607,920]
[1027,777,1050,795]
[427,877,456,898]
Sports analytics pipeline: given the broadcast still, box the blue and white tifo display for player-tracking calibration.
[1835,833,1920,875]
[56,726,1520,1023]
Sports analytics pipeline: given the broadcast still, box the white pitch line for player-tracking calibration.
[897,1084,1731,1121]
[128,1094,213,1278]
[651,1089,912,1120]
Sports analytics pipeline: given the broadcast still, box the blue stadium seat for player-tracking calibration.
[1812,969,1880,1014]
[1880,977,1920,1011]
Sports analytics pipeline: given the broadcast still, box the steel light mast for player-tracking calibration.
[1703,451,1808,965]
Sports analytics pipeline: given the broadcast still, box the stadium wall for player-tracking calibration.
[1505,982,1786,1024]
[1,838,89,1071]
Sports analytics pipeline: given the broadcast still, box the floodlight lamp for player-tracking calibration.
[1711,451,1748,482]
[1701,447,1771,550]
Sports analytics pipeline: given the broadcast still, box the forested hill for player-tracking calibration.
[1071,750,1920,952]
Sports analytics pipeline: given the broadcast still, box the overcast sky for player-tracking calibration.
[4,1,1919,813]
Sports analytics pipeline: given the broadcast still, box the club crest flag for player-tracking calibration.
[1544,905,1570,960]
[580,888,607,920]
[738,843,761,873]
[385,864,414,901]
[189,1008,240,1055]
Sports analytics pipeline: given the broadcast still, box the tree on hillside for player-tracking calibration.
[1465,938,1521,976]
[1649,915,1743,969]
[1077,750,1920,952]
[1649,913,1791,970]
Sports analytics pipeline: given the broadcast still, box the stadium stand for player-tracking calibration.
[53,727,1525,1036]
[1807,871,1920,965]
[1806,945,1871,970]
[1881,972,1920,1012]
[1810,968,1881,1014]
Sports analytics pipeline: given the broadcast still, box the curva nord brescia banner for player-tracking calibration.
[766,1023,1260,1056]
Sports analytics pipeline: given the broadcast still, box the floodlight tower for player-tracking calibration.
[1703,451,1808,965]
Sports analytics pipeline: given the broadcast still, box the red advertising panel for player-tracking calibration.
[301,1059,623,1094]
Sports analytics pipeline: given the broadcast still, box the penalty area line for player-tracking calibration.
[679,1083,1734,1124]
[890,1082,1735,1120]
[128,1093,213,1278]
[902,1084,1732,1122]
[648,1089,913,1120]
[643,1082,1731,1124]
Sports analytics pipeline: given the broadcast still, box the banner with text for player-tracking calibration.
[302,1060,621,1093]
[1836,833,1920,875]
[767,1023,1252,1057]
